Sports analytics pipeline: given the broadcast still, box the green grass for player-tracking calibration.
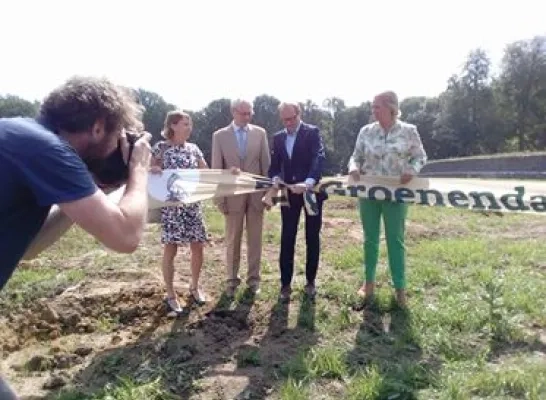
[0,266,85,307]
[268,201,546,399]
[1,198,545,399]
[53,377,175,400]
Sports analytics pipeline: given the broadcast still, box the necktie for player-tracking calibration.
[237,127,247,158]
[286,132,295,158]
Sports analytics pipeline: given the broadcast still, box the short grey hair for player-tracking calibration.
[278,101,301,115]
[230,98,253,112]
[375,91,401,119]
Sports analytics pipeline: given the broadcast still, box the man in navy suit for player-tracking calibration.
[268,102,327,302]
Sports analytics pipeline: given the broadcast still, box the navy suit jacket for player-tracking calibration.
[268,122,327,199]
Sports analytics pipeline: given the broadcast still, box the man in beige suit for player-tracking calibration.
[211,99,270,296]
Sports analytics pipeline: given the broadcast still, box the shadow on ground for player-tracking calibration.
[345,300,438,399]
[41,288,318,400]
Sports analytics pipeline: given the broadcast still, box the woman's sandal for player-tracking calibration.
[189,287,207,306]
[164,297,185,316]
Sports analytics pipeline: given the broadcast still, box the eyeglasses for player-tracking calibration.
[236,110,253,117]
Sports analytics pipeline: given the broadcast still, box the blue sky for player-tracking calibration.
[1,0,545,111]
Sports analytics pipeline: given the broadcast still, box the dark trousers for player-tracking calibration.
[279,192,323,287]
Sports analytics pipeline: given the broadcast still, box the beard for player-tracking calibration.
[83,135,119,162]
[82,135,125,187]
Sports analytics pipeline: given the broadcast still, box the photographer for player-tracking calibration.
[0,76,151,398]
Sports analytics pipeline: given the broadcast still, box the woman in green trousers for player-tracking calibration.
[348,91,427,307]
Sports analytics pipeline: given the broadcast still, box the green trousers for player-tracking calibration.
[358,198,408,289]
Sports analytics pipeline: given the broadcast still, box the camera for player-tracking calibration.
[86,131,141,187]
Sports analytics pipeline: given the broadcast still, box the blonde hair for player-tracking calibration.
[161,110,191,139]
[375,91,401,119]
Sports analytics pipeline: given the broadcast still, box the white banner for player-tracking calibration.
[148,169,546,215]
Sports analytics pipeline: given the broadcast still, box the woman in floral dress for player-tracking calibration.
[150,110,208,315]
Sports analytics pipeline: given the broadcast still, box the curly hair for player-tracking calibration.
[38,76,144,135]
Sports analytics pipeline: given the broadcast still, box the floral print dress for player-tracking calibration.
[348,120,427,176]
[151,141,208,244]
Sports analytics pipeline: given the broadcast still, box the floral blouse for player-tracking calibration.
[348,120,427,176]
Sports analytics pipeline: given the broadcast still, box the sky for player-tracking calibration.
[1,0,545,112]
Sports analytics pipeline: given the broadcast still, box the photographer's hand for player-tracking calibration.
[125,132,152,172]
[55,131,153,255]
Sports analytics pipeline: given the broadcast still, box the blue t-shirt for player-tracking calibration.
[0,117,97,290]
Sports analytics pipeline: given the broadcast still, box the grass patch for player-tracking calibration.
[53,377,174,400]
[0,267,85,308]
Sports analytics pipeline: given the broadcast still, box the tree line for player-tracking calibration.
[1,35,544,175]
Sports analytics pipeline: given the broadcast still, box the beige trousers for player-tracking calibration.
[224,209,264,289]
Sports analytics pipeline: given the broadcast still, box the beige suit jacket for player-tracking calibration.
[211,123,270,213]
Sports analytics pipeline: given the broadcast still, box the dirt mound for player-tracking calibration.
[1,282,166,353]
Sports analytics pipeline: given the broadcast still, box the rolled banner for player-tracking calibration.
[147,168,273,208]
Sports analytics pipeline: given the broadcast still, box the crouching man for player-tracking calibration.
[0,76,152,399]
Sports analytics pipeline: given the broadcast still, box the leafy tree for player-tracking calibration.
[136,89,177,143]
[496,35,546,150]
[0,95,39,118]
